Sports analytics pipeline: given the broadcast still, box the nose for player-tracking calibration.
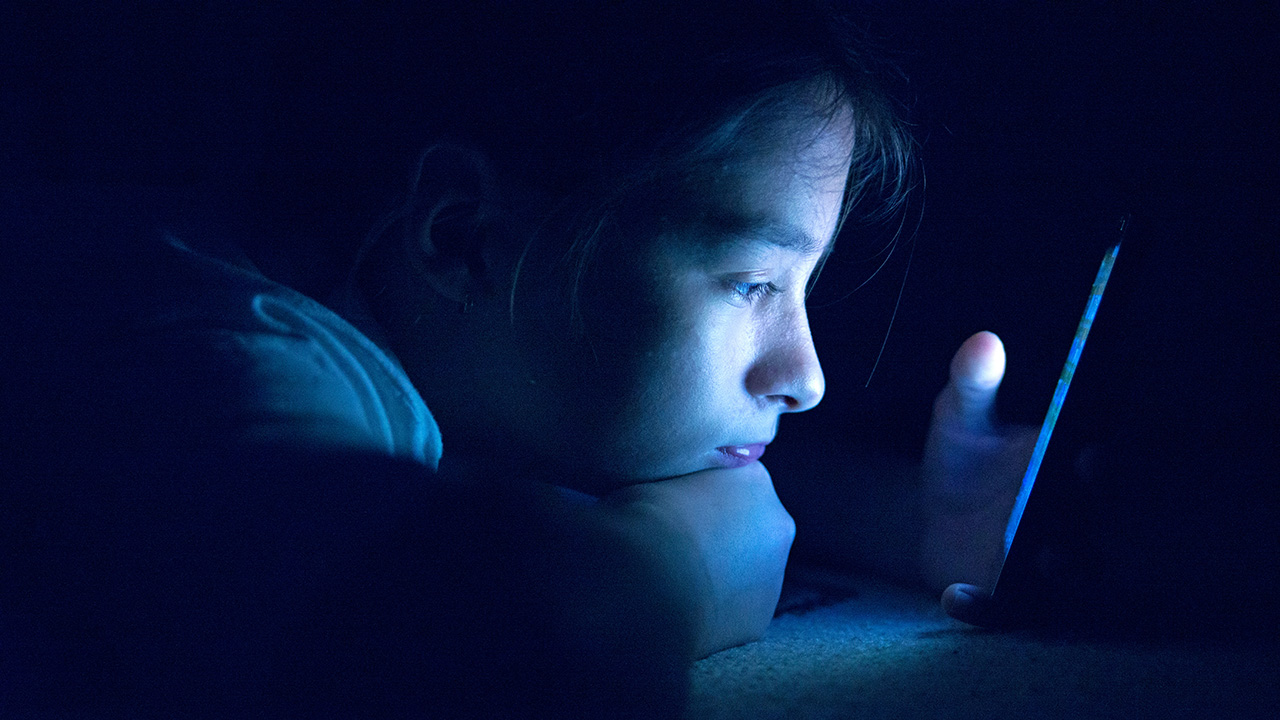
[745,306,825,413]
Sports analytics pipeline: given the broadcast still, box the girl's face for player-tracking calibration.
[499,104,855,492]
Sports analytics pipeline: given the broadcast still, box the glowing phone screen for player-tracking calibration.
[1000,217,1127,560]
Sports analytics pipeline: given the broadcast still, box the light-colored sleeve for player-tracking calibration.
[136,238,443,469]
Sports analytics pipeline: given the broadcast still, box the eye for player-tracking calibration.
[730,281,780,305]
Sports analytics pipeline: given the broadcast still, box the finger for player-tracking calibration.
[942,331,1006,432]
[941,583,999,627]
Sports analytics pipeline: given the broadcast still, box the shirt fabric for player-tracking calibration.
[128,236,443,469]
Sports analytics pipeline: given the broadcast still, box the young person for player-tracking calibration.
[5,2,1030,716]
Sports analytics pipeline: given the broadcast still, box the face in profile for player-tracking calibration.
[491,100,855,492]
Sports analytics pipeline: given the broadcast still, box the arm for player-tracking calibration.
[313,465,708,715]
[606,461,795,658]
[3,447,790,715]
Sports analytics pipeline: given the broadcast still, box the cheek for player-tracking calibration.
[570,275,693,402]
[574,240,755,415]
[576,248,680,368]
[629,293,754,414]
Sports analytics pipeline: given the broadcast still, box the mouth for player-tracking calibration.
[713,443,768,468]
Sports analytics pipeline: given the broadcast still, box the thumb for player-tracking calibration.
[941,583,1000,627]
[938,331,1006,433]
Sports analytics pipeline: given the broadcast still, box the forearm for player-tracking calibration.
[603,463,795,659]
[302,471,700,715]
[4,449,697,716]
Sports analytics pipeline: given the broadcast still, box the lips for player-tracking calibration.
[714,443,768,468]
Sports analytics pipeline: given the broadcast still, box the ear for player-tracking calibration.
[397,144,504,305]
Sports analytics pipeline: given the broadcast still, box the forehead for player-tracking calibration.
[662,101,856,252]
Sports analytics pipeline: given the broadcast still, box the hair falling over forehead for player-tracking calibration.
[501,51,914,330]
[541,76,916,336]
[295,1,918,326]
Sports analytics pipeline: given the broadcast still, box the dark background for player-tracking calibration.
[5,2,1277,639]
[792,1,1278,637]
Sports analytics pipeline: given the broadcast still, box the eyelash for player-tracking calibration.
[731,281,781,304]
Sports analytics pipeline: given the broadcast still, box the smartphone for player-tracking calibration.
[986,215,1129,626]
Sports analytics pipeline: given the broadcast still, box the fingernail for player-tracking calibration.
[950,586,978,610]
[943,585,982,619]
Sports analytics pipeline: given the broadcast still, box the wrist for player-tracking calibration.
[600,491,714,657]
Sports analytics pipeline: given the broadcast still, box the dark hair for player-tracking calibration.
[249,1,915,298]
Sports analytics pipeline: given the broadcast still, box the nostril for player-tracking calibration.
[744,313,825,412]
[772,393,802,411]
[746,355,824,414]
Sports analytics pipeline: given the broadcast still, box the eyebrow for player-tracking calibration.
[715,217,833,257]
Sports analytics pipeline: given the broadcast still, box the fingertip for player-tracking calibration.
[940,583,973,613]
[941,583,992,625]
[950,331,1006,391]
[969,330,1004,355]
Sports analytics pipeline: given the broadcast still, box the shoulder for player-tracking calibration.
[171,237,443,467]
[23,233,443,469]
